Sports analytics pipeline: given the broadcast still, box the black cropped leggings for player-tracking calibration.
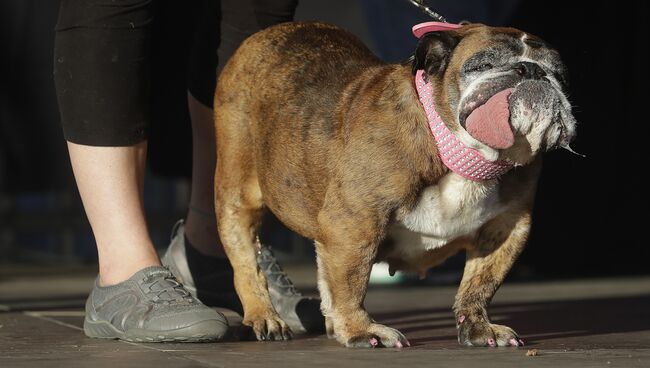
[54,0,297,146]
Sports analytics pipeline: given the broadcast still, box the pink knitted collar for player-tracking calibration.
[414,69,513,181]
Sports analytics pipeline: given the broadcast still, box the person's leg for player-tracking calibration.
[67,142,160,286]
[54,0,158,286]
[161,1,243,313]
[183,92,225,257]
[175,0,223,257]
[54,0,228,341]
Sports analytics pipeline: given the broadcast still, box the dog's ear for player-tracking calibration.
[412,31,460,76]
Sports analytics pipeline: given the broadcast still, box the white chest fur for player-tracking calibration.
[388,173,503,261]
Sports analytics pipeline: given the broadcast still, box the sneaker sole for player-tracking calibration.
[84,318,228,343]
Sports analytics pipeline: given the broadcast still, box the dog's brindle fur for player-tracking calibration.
[214,22,551,347]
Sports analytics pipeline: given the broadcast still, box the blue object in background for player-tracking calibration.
[359,0,521,62]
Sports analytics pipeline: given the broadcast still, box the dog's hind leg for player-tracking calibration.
[453,211,531,347]
[214,89,291,341]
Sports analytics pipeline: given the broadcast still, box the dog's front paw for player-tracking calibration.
[244,312,293,341]
[457,315,523,347]
[344,323,410,348]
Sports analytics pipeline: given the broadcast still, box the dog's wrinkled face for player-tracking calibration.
[413,24,577,165]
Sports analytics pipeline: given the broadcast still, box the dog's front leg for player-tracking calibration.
[453,211,531,347]
[316,213,410,349]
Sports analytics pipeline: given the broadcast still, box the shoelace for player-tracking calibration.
[142,272,194,304]
[256,245,300,296]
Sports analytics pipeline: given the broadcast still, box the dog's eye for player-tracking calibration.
[467,63,494,73]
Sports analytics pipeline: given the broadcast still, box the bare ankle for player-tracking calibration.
[97,243,162,286]
[184,212,226,258]
[99,260,161,286]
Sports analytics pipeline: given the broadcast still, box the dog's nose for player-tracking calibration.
[514,61,546,80]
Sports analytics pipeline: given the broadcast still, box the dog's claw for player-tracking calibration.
[459,320,521,347]
[248,314,292,342]
[345,323,409,348]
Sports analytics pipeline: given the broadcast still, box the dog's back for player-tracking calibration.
[215,22,384,238]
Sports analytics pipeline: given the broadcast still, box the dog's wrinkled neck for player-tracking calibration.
[414,69,513,181]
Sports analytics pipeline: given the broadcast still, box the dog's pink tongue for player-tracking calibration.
[465,89,514,149]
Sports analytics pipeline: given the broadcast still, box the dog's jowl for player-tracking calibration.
[213,22,576,348]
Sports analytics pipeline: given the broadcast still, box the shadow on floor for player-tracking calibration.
[373,294,650,346]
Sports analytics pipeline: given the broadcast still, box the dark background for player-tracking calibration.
[0,0,648,278]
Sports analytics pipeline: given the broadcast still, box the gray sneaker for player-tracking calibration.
[256,244,324,334]
[162,220,324,334]
[84,266,228,342]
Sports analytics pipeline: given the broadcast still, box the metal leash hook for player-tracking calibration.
[405,0,448,23]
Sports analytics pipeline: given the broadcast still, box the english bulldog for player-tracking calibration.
[212,21,577,348]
